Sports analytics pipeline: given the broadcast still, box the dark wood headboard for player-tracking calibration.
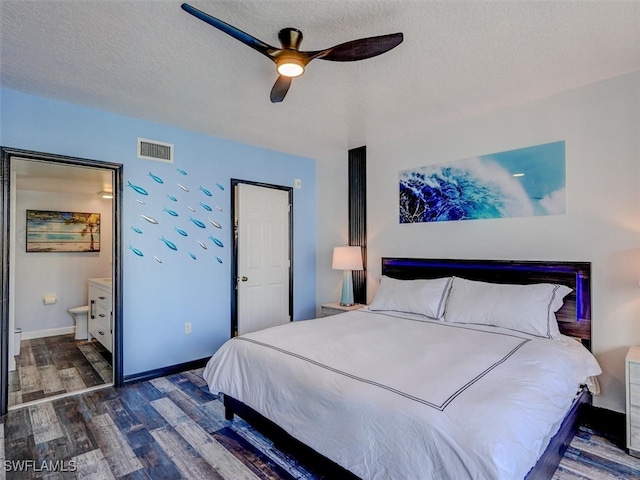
[381,258,591,349]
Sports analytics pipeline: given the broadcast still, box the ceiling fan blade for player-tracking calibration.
[314,32,403,62]
[270,76,292,103]
[181,3,278,60]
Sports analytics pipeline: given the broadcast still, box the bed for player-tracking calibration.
[203,258,601,479]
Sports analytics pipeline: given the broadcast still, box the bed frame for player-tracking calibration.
[224,257,593,480]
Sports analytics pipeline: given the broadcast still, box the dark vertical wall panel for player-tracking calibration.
[0,150,9,415]
[348,146,367,304]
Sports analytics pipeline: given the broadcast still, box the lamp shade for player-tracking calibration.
[332,246,363,271]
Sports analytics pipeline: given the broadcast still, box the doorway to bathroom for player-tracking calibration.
[0,147,123,415]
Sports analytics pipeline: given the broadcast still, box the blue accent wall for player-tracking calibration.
[1,88,316,376]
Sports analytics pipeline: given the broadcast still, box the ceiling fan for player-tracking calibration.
[181,3,404,103]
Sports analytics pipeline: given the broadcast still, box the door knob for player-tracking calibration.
[241,276,248,282]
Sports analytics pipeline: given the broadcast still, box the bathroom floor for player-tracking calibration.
[8,334,112,408]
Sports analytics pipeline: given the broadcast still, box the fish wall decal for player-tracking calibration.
[160,236,178,251]
[189,217,206,229]
[207,218,222,229]
[128,168,230,267]
[127,181,148,195]
[208,235,224,248]
[148,172,164,184]
[140,214,159,224]
[199,186,212,197]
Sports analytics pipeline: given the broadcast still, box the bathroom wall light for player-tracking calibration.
[98,191,114,199]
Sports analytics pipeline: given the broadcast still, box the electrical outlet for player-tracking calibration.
[185,322,192,334]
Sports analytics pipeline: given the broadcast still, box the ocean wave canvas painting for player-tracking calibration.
[399,141,566,223]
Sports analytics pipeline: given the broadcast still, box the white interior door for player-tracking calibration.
[236,183,291,335]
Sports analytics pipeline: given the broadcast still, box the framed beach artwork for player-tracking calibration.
[26,210,101,252]
[399,141,566,224]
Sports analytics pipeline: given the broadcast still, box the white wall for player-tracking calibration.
[317,71,640,413]
[315,148,352,314]
[14,190,113,335]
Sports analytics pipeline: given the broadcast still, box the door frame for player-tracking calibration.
[0,147,124,416]
[230,179,293,338]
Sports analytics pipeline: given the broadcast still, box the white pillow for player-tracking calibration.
[368,276,453,319]
[444,277,572,338]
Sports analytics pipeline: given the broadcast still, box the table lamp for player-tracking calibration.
[332,246,364,306]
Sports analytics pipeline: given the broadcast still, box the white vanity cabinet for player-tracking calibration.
[88,277,113,353]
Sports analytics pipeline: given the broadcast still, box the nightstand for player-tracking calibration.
[626,346,640,457]
[320,303,365,317]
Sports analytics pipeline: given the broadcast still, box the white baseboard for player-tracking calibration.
[21,326,75,340]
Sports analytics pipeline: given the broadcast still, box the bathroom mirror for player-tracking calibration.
[0,147,123,415]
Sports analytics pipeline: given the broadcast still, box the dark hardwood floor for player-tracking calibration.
[1,368,639,479]
[9,334,112,408]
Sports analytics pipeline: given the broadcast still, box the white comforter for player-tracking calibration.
[203,309,601,480]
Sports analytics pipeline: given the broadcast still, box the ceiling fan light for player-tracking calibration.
[276,57,305,77]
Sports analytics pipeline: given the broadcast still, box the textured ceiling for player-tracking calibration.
[1,0,640,160]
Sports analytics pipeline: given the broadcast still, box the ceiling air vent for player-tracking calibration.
[137,138,174,163]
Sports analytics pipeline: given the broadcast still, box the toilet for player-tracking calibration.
[68,305,89,340]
